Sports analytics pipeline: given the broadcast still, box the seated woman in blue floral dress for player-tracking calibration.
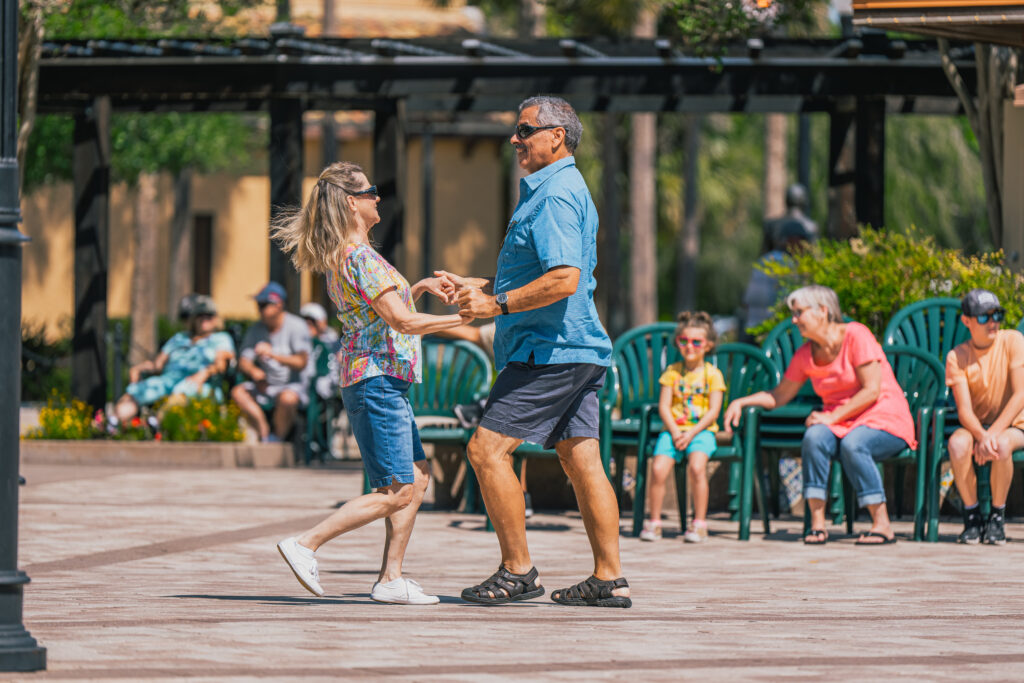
[114,295,236,421]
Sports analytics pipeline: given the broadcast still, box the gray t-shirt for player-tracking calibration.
[240,312,313,387]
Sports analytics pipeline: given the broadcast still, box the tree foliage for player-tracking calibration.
[749,227,1024,338]
[21,0,268,190]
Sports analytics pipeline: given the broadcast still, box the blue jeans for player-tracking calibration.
[341,375,426,489]
[801,424,908,507]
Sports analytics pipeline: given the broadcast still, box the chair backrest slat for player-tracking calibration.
[883,343,948,419]
[708,343,781,431]
[408,339,492,417]
[611,323,678,420]
[882,298,968,363]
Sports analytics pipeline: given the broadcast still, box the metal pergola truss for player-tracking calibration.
[34,33,976,404]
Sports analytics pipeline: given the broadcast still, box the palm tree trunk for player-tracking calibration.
[167,168,193,317]
[629,7,658,326]
[129,172,160,366]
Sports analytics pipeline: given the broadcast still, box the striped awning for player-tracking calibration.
[853,1,1024,48]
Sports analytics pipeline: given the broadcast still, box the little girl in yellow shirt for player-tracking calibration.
[640,312,726,543]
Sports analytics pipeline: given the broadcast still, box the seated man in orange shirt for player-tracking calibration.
[946,289,1024,545]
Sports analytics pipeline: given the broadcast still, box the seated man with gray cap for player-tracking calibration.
[945,288,1024,545]
[231,282,313,442]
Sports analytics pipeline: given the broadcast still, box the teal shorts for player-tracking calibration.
[652,429,718,462]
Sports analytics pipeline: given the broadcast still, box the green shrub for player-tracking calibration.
[157,396,244,442]
[25,392,101,440]
[748,227,1024,339]
[21,323,72,401]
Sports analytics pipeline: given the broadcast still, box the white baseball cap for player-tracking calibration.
[300,302,328,322]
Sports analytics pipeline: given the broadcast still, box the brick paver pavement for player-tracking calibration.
[7,463,1024,681]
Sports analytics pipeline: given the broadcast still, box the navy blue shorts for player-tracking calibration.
[479,358,607,449]
[341,375,426,489]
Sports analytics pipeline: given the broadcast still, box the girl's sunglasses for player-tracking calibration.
[351,185,379,199]
[975,309,1005,324]
[676,337,705,348]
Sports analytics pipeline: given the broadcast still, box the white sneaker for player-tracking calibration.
[277,537,324,597]
[683,524,708,544]
[639,520,662,542]
[370,578,440,605]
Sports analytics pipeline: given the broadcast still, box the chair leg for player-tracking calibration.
[751,439,771,536]
[977,462,993,518]
[893,464,905,519]
[829,464,846,527]
[727,461,741,521]
[631,447,649,537]
[674,461,688,534]
[614,449,626,508]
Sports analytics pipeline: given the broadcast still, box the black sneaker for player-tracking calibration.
[958,509,984,544]
[984,511,1007,546]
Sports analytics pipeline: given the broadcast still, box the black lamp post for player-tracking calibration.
[0,0,46,671]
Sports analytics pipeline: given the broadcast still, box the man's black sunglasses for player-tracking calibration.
[515,123,561,140]
[351,185,379,199]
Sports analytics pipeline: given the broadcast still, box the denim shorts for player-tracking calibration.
[341,374,425,489]
[652,428,718,462]
[479,357,607,449]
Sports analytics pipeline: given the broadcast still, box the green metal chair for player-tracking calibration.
[882,297,969,362]
[882,344,947,541]
[362,338,492,496]
[630,343,780,540]
[304,338,343,464]
[599,323,679,499]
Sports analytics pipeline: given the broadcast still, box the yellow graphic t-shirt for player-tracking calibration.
[658,361,727,431]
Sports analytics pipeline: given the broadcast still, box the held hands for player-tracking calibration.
[433,270,468,293]
[974,430,1001,464]
[414,276,456,304]
[672,429,695,452]
[805,411,836,427]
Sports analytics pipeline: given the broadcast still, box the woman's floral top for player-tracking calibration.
[327,243,421,387]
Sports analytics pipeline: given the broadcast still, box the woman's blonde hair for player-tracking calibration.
[675,311,717,349]
[271,161,369,274]
[786,285,842,322]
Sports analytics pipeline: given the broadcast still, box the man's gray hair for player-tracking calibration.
[518,95,583,153]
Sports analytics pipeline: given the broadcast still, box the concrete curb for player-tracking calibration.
[19,440,294,468]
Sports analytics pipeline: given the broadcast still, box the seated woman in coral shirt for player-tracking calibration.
[725,285,915,545]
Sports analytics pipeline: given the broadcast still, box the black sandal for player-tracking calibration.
[461,565,545,605]
[803,529,828,545]
[550,576,631,608]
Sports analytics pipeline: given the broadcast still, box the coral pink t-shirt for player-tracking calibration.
[784,322,916,449]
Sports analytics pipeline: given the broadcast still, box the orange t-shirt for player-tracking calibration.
[945,329,1024,429]
[784,322,917,449]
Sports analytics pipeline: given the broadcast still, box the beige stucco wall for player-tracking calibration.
[20,135,504,341]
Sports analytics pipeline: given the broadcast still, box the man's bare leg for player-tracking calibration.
[231,384,270,441]
[273,390,301,440]
[466,426,531,575]
[556,436,629,598]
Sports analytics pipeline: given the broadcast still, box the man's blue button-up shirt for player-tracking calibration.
[492,156,612,370]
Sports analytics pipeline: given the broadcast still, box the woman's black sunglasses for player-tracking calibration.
[514,123,561,139]
[975,309,1005,324]
[351,185,379,199]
